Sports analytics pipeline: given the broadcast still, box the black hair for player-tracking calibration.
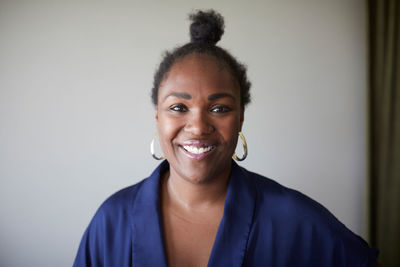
[151,9,251,109]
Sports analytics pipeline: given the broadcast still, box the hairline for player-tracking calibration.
[156,51,241,102]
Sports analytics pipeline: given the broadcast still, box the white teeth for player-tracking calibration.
[183,145,214,154]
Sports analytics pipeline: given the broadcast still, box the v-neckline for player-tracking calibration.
[131,160,256,267]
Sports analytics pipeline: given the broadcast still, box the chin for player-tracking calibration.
[180,161,231,185]
[178,169,213,184]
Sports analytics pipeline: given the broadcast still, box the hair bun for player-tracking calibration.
[189,10,225,45]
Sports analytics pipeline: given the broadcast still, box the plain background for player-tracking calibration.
[0,0,368,266]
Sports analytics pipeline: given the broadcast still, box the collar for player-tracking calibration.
[131,160,256,266]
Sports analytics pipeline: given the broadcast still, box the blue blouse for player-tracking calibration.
[74,160,377,266]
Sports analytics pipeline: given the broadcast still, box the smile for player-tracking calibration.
[179,141,216,160]
[182,145,215,154]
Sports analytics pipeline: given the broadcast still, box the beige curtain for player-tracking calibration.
[369,0,400,266]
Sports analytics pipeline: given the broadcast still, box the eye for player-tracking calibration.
[210,105,232,113]
[169,104,188,112]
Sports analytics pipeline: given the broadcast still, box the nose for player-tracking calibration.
[184,110,215,136]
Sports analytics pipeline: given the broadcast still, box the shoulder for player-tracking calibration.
[73,179,148,266]
[239,167,378,265]
[82,179,147,237]
[241,167,346,228]
[97,179,145,216]
[241,167,358,236]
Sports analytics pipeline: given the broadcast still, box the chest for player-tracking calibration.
[162,207,223,267]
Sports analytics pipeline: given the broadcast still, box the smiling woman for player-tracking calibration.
[73,10,378,267]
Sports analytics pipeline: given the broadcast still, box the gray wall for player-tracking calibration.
[0,1,367,266]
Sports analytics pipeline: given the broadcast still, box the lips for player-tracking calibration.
[182,145,215,154]
[179,140,216,160]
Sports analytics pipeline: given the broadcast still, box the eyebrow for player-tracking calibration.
[165,92,192,100]
[208,93,235,101]
[164,92,235,101]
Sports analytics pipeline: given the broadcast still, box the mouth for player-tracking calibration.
[179,141,216,160]
[182,145,215,154]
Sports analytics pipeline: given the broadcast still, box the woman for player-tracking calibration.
[74,10,377,266]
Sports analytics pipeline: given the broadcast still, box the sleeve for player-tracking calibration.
[73,208,107,267]
[73,188,135,267]
[331,232,379,267]
[365,247,379,267]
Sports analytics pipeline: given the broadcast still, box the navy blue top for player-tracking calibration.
[74,160,377,266]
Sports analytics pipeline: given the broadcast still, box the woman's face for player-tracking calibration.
[156,53,244,184]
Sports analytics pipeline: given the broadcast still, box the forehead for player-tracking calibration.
[158,54,240,99]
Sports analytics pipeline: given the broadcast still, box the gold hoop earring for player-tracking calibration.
[233,132,248,161]
[150,132,165,160]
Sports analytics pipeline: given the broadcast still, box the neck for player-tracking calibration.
[163,166,231,212]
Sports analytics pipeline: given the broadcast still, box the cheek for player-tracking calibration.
[157,114,182,147]
[217,116,241,142]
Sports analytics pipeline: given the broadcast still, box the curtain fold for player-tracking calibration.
[369,0,400,266]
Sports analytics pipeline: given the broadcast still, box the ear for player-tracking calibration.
[239,108,244,131]
[155,105,159,122]
[154,106,161,131]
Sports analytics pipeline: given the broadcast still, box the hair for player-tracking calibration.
[151,9,251,109]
